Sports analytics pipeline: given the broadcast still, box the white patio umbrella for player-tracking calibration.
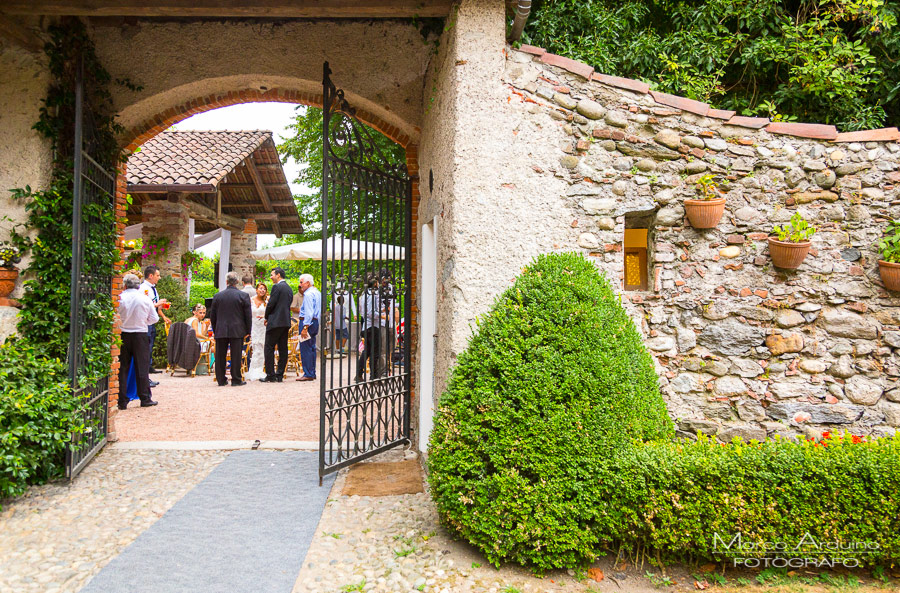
[250,235,405,261]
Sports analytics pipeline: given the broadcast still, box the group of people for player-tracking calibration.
[206,268,321,386]
[353,269,402,382]
[117,264,404,406]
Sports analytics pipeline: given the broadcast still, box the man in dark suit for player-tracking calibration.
[262,266,293,382]
[208,271,252,386]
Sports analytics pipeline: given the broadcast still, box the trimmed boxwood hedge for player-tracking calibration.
[427,252,900,572]
[427,252,673,571]
[602,433,900,567]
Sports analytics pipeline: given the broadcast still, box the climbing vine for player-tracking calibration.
[8,18,130,382]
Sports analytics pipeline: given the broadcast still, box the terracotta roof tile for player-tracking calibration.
[834,128,900,143]
[708,108,736,120]
[539,53,594,80]
[649,91,710,116]
[592,72,649,94]
[519,44,546,56]
[126,130,271,187]
[726,116,770,129]
[766,122,837,140]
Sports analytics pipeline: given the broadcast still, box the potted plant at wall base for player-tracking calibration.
[0,242,22,299]
[684,174,726,229]
[769,212,816,269]
[877,219,900,291]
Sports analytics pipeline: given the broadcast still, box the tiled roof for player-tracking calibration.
[126,130,271,188]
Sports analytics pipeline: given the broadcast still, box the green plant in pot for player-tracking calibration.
[877,219,900,291]
[0,241,22,299]
[769,212,816,269]
[684,173,726,229]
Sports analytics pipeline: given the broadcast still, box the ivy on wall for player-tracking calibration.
[8,18,126,382]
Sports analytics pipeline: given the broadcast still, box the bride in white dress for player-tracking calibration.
[245,283,268,381]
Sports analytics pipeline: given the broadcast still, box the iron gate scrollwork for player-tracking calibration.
[65,54,115,479]
[319,62,412,481]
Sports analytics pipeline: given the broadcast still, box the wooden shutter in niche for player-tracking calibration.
[624,247,647,291]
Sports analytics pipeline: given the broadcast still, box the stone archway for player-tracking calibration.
[108,87,420,442]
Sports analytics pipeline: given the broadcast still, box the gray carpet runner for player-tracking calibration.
[79,451,334,593]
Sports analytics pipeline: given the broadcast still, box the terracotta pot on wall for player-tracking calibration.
[684,197,726,229]
[879,260,900,291]
[0,268,18,298]
[768,238,811,269]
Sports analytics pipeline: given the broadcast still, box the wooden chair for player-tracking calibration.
[163,318,173,373]
[220,335,251,378]
[286,322,303,377]
[195,335,213,376]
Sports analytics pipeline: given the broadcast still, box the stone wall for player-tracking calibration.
[141,200,190,280]
[229,230,257,281]
[495,46,900,440]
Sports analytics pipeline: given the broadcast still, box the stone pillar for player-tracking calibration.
[229,230,257,281]
[141,198,190,279]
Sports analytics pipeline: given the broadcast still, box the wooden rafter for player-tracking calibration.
[222,199,295,208]
[244,155,281,238]
[0,0,456,17]
[0,18,43,53]
[183,198,245,233]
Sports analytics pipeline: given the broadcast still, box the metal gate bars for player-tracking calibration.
[65,54,115,479]
[319,62,412,481]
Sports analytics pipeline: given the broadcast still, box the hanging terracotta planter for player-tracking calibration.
[684,197,726,229]
[0,268,18,298]
[879,260,900,291]
[768,238,811,269]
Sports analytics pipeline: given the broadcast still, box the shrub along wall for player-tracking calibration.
[428,253,900,572]
[502,46,900,441]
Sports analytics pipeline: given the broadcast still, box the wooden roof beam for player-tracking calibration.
[184,198,245,233]
[0,0,456,17]
[244,154,281,237]
[0,18,43,53]
[221,199,295,208]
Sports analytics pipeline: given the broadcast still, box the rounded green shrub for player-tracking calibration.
[427,252,672,572]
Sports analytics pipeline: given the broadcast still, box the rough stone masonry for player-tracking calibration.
[503,46,900,442]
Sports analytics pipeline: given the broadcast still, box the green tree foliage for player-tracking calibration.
[276,106,407,243]
[428,253,673,571]
[524,0,900,130]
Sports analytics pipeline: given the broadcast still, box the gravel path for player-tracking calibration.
[114,372,322,441]
[0,449,227,593]
[294,450,629,593]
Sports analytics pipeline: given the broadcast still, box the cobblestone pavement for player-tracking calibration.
[0,449,227,593]
[293,451,639,593]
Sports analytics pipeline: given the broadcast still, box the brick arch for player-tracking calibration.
[122,87,415,153]
[109,89,420,438]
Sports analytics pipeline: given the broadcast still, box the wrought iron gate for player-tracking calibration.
[319,62,412,481]
[65,55,115,479]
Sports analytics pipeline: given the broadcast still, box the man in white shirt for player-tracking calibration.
[140,265,170,385]
[118,273,160,409]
